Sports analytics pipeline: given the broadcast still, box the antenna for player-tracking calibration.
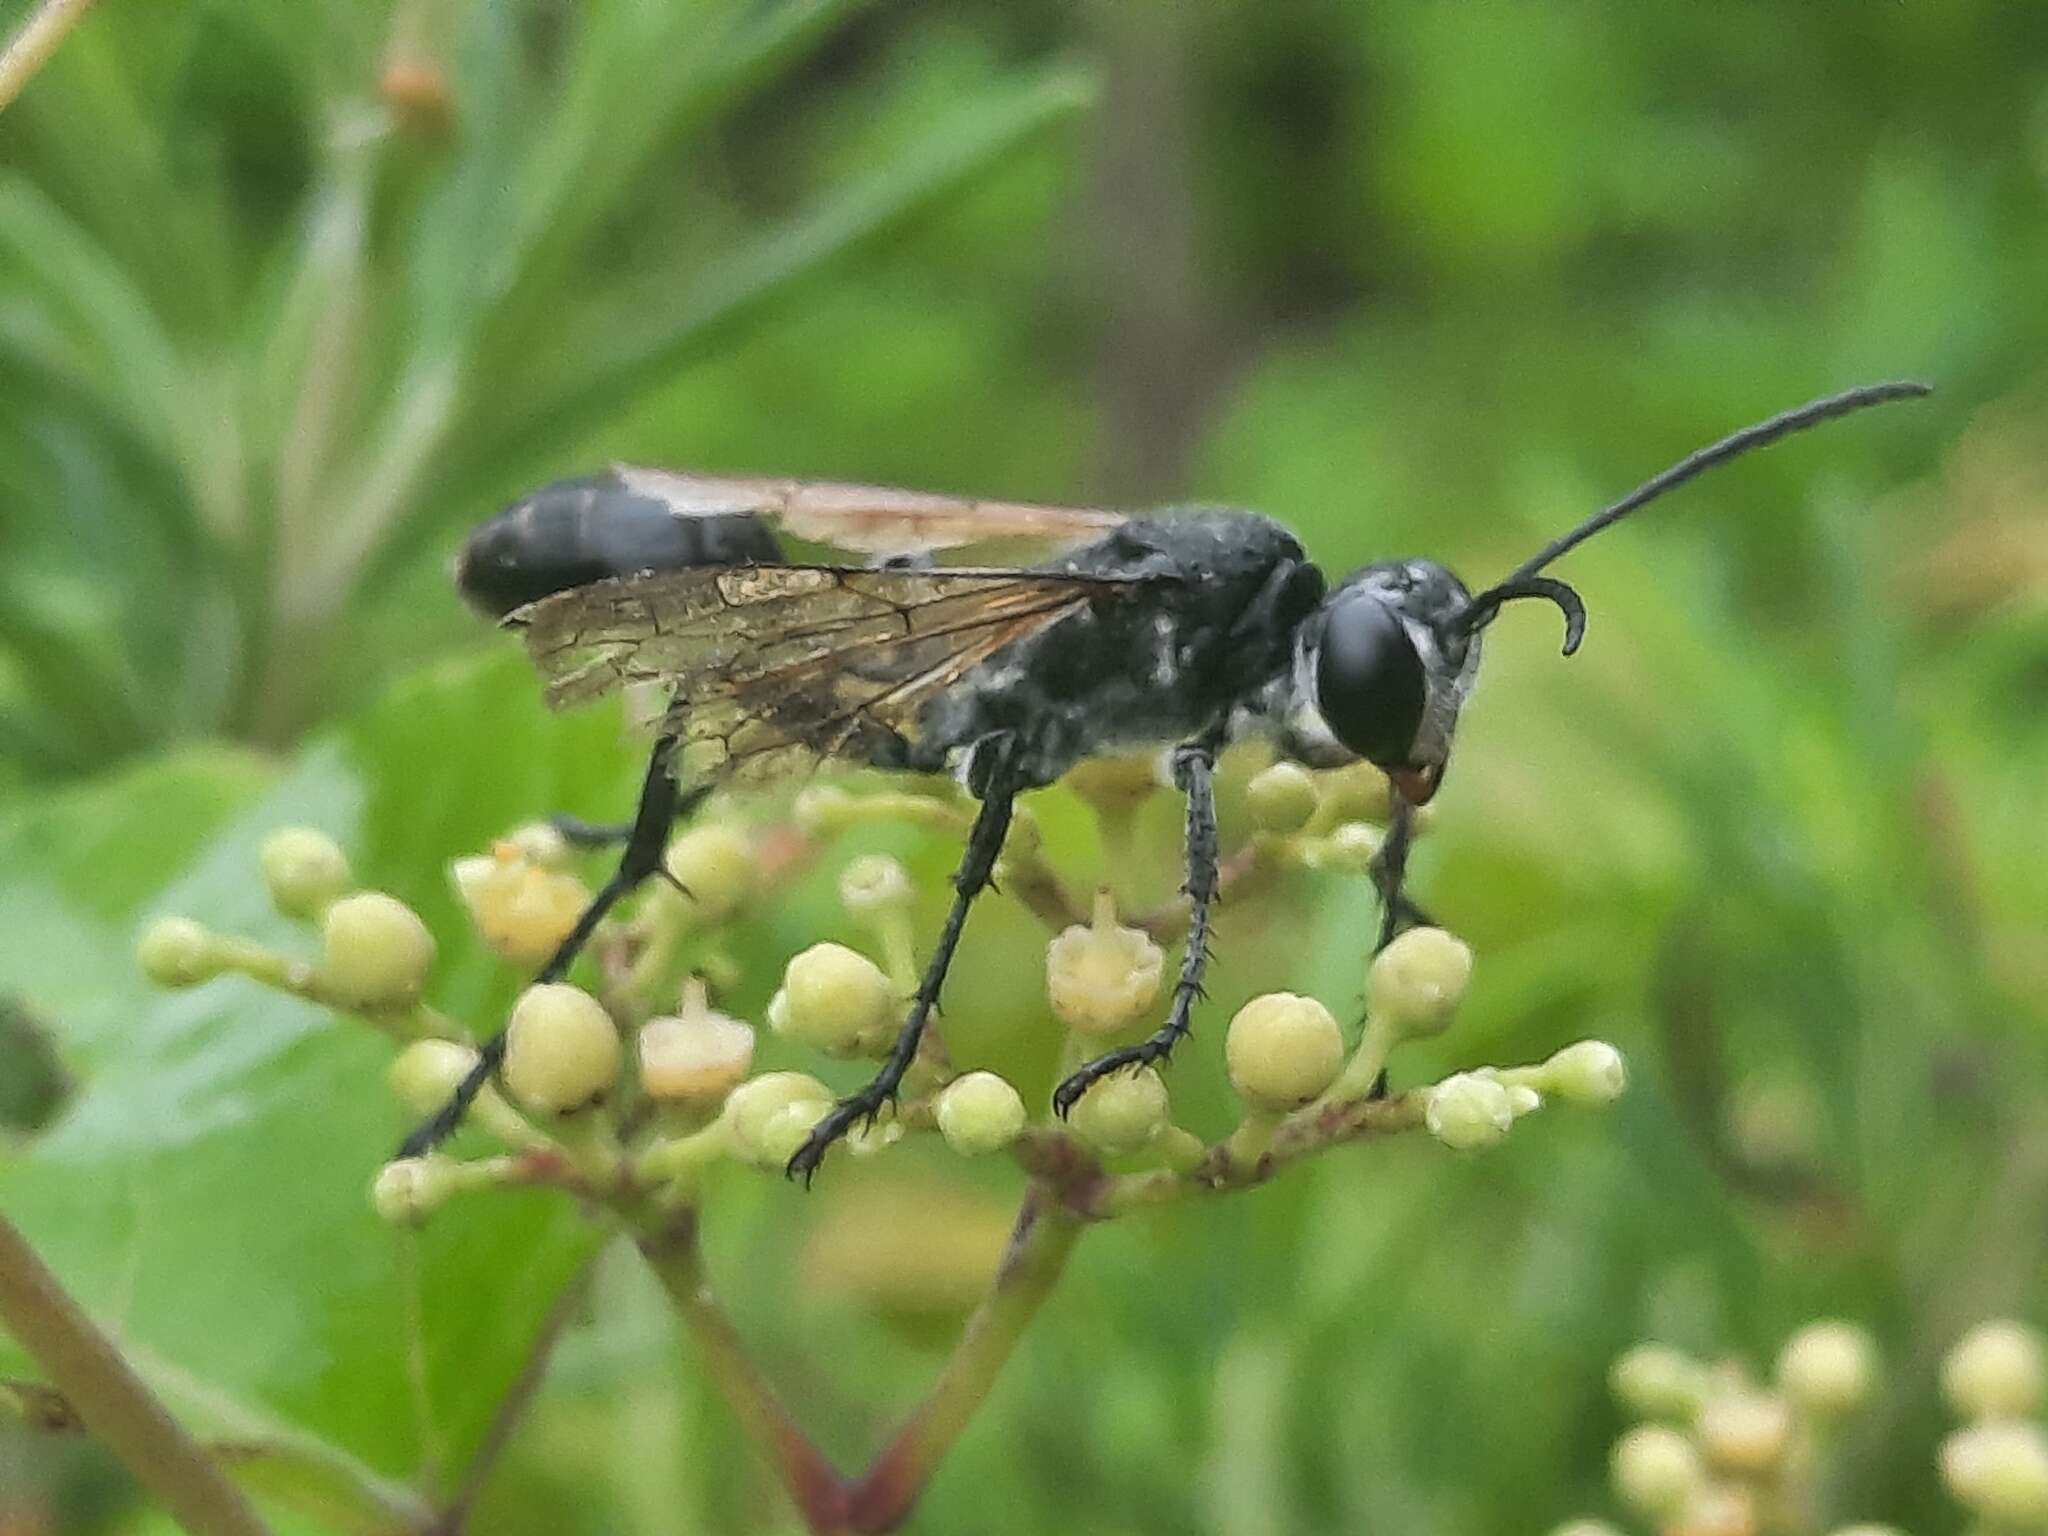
[1453,379,1931,653]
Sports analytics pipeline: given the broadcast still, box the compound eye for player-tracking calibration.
[1314,595,1427,768]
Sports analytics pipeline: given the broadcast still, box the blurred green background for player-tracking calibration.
[2,1,2044,1532]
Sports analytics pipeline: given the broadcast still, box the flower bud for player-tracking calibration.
[372,1157,451,1224]
[722,1072,833,1168]
[1065,753,1162,814]
[451,846,591,969]
[1424,1071,1513,1151]
[504,820,572,869]
[1611,1424,1706,1520]
[640,982,755,1106]
[1068,1067,1169,1156]
[1776,1321,1878,1418]
[1368,927,1472,1041]
[387,1039,481,1115]
[1940,1421,2048,1525]
[1696,1391,1792,1477]
[501,984,620,1114]
[793,784,855,834]
[1824,1526,1907,1536]
[935,1072,1026,1155]
[1943,1319,2045,1421]
[137,917,224,988]
[1611,1343,1709,1420]
[1046,891,1164,1036]
[1315,762,1392,824]
[1547,1524,1625,1536]
[769,943,895,1055]
[319,893,435,1008]
[1542,1040,1628,1106]
[1318,821,1382,873]
[1225,992,1343,1109]
[1246,762,1318,833]
[839,854,914,922]
[663,825,755,922]
[1675,1485,1760,1536]
[258,828,352,920]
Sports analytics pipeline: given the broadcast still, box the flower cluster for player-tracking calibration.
[1553,1315,2048,1536]
[137,756,1632,1530]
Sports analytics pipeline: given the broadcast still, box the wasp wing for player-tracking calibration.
[510,565,1133,782]
[607,467,1129,557]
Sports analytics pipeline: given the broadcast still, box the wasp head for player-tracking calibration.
[1278,559,1481,805]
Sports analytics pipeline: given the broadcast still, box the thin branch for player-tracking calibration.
[429,1250,601,1535]
[0,0,96,112]
[847,1186,1084,1534]
[636,1209,850,1535]
[0,1214,274,1536]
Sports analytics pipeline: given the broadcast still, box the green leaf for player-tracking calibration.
[453,61,1099,486]
[0,660,617,1490]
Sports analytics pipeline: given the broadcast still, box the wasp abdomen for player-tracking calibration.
[456,471,782,618]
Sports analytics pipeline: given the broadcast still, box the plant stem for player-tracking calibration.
[636,1209,849,1534]
[846,1185,1084,1533]
[0,1215,274,1536]
[430,1252,599,1534]
[0,0,96,112]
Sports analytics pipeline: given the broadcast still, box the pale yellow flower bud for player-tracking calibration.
[935,1071,1027,1155]
[1823,1525,1908,1536]
[387,1039,481,1115]
[1245,762,1318,832]
[793,784,855,834]
[503,820,572,869]
[839,854,914,921]
[137,917,224,988]
[1046,890,1164,1036]
[1611,1343,1710,1420]
[319,893,435,1008]
[1696,1391,1792,1477]
[1368,927,1472,1041]
[1064,753,1163,814]
[1314,821,1381,873]
[501,984,620,1114]
[1424,1071,1512,1151]
[1225,992,1344,1109]
[451,845,591,968]
[1611,1424,1706,1520]
[1940,1420,2048,1524]
[663,824,755,922]
[1674,1484,1760,1536]
[769,943,895,1055]
[258,827,352,920]
[372,1157,450,1225]
[1547,1523,1626,1536]
[640,981,755,1106]
[1068,1067,1169,1156]
[1943,1320,2046,1421]
[1315,762,1391,824]
[722,1072,832,1168]
[1541,1040,1627,1106]
[1776,1321,1878,1418]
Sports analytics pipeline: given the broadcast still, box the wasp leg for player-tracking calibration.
[396,733,702,1159]
[1053,736,1220,1118]
[1369,794,1433,953]
[786,736,1023,1185]
[548,813,636,848]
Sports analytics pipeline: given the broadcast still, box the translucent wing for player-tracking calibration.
[510,565,1132,781]
[608,466,1129,556]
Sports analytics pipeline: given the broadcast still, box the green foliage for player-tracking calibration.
[0,0,1092,773]
[4,1,2048,1534]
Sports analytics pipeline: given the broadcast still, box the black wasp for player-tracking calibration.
[402,380,1928,1181]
